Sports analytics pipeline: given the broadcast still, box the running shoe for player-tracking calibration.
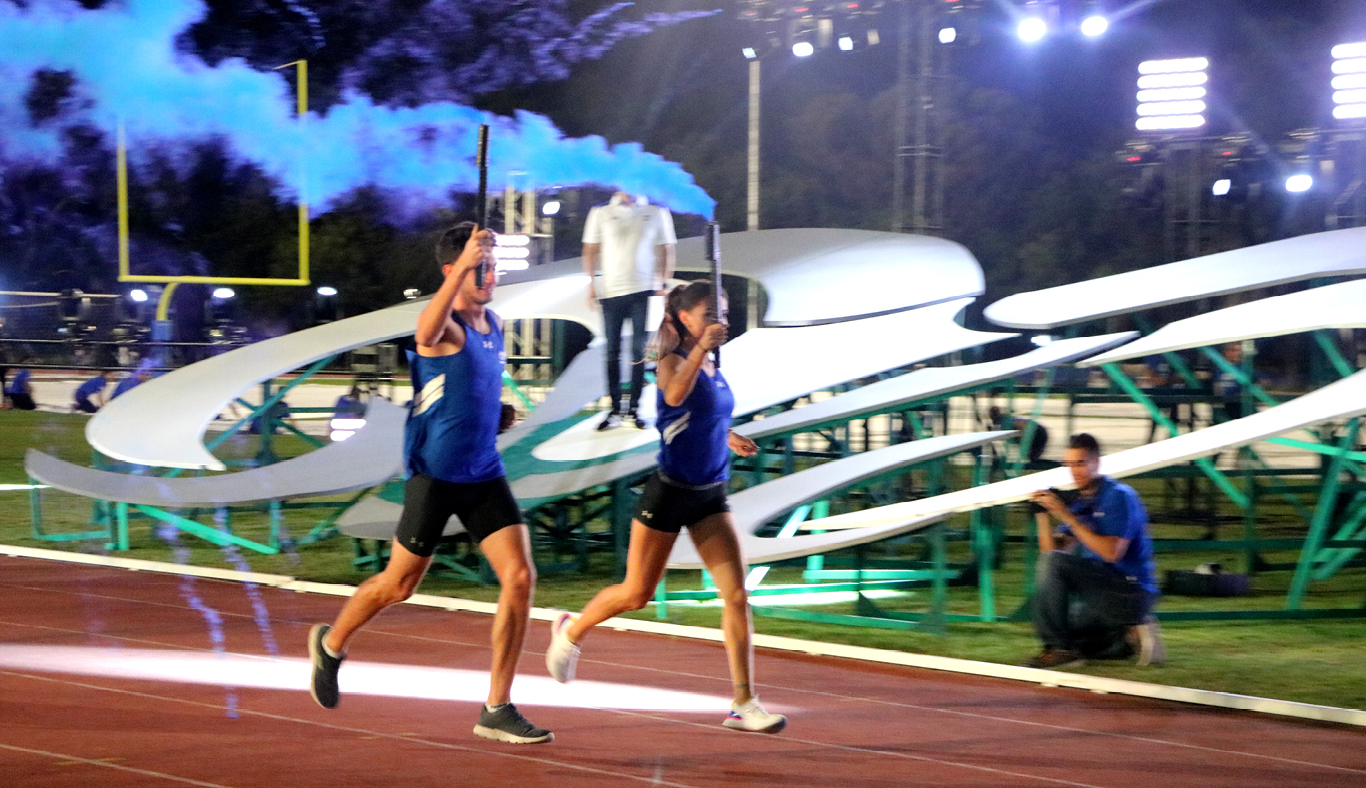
[1026,648,1085,669]
[308,624,344,709]
[722,697,786,733]
[1130,615,1166,666]
[545,612,581,683]
[626,410,646,430]
[473,703,554,744]
[597,411,622,431]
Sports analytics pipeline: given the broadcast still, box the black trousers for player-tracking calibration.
[1033,551,1152,654]
[600,290,651,413]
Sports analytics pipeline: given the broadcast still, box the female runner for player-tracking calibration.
[545,281,786,733]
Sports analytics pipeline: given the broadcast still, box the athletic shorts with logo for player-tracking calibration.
[395,473,522,556]
[634,471,730,534]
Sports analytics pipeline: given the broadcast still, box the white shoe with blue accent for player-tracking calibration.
[545,612,580,683]
[722,697,786,733]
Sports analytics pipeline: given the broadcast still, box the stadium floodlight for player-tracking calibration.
[838,36,854,51]
[316,286,337,297]
[129,289,149,303]
[1212,179,1232,196]
[793,41,815,57]
[541,199,561,216]
[939,27,957,44]
[211,287,235,300]
[1137,57,1209,131]
[1332,42,1366,121]
[1285,174,1314,193]
[1137,72,1208,89]
[1136,116,1205,130]
[1018,17,1046,43]
[1136,100,1206,116]
[1139,57,1209,74]
[742,47,758,59]
[1136,87,1207,102]
[1080,15,1108,38]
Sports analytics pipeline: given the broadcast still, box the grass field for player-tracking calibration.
[3,408,1364,712]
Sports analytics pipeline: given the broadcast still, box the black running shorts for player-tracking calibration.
[634,471,730,534]
[395,473,522,556]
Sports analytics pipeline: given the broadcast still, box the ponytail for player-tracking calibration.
[644,281,715,362]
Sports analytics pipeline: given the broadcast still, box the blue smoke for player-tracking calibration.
[0,0,715,217]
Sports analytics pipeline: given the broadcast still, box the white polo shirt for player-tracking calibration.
[583,202,677,299]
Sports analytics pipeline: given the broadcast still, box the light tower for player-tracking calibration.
[1133,57,1212,261]
[1328,41,1366,228]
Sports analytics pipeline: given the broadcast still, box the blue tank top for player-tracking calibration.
[403,310,506,483]
[656,350,734,486]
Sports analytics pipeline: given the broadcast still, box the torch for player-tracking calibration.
[474,124,490,289]
[704,221,723,368]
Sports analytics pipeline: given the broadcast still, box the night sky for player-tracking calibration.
[491,0,1366,199]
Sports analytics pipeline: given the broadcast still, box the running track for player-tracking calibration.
[0,555,1362,788]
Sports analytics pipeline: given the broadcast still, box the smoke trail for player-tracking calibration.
[0,0,715,217]
[154,521,240,718]
[213,509,282,661]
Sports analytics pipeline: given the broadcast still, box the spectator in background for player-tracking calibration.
[110,364,154,401]
[989,405,1049,465]
[333,383,368,417]
[72,371,112,414]
[4,367,35,410]
[1214,342,1246,422]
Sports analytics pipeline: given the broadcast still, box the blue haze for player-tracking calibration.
[0,0,715,217]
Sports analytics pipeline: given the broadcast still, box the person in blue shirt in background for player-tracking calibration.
[4,367,35,410]
[1027,433,1164,669]
[72,371,112,413]
[110,364,154,401]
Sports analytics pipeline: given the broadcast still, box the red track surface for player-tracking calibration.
[0,555,1362,788]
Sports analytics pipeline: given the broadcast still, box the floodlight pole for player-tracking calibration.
[892,0,944,236]
[747,58,761,231]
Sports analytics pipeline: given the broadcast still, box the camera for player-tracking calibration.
[1027,486,1077,514]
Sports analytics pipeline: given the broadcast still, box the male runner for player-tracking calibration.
[308,222,551,744]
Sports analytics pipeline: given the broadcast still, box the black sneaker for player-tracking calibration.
[473,703,553,744]
[308,624,344,709]
[597,412,622,431]
[626,410,646,429]
[1026,648,1084,669]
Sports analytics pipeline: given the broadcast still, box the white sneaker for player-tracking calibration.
[1131,615,1166,666]
[545,612,580,683]
[722,696,786,733]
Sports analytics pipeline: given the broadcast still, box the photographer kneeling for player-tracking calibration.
[1027,433,1164,669]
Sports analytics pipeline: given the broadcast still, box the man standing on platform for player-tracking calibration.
[308,222,552,744]
[1027,433,1164,668]
[582,191,676,430]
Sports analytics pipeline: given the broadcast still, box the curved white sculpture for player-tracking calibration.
[789,367,1366,542]
[984,226,1366,330]
[1081,279,1366,366]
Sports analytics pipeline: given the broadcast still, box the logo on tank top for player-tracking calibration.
[483,340,494,350]
[414,374,445,416]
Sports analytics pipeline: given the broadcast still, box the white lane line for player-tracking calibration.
[0,670,704,788]
[4,587,1365,778]
[0,742,240,788]
[3,561,1365,777]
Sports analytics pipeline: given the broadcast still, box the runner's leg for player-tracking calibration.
[325,541,432,655]
[687,512,754,705]
[478,524,537,706]
[567,521,677,643]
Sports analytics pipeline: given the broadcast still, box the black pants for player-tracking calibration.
[601,290,651,413]
[1033,552,1152,654]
